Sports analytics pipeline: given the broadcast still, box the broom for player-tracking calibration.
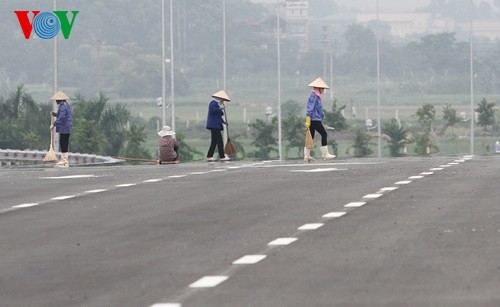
[43,114,58,163]
[223,111,237,156]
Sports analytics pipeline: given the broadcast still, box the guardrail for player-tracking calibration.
[0,149,124,167]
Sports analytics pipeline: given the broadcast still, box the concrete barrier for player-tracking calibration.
[0,149,124,167]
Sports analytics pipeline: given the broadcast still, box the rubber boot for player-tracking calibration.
[303,147,315,163]
[319,146,335,160]
[57,153,69,167]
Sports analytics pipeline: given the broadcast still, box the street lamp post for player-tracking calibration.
[276,0,282,160]
[170,0,175,132]
[161,0,166,127]
[376,0,382,158]
[469,0,474,155]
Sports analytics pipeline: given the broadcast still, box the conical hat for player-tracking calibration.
[211,90,230,101]
[308,77,330,89]
[50,90,70,100]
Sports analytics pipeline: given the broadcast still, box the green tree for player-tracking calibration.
[416,103,436,132]
[475,98,496,134]
[323,99,348,131]
[123,124,152,159]
[283,112,304,158]
[350,127,374,158]
[249,117,278,160]
[441,103,459,135]
[176,132,203,162]
[382,118,409,157]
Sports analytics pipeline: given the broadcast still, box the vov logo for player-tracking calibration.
[14,10,79,40]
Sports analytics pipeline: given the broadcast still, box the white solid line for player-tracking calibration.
[323,212,346,218]
[233,255,267,264]
[363,193,383,199]
[150,303,181,307]
[143,179,163,183]
[409,175,424,179]
[189,276,228,288]
[344,202,366,208]
[430,168,444,171]
[115,183,136,187]
[420,172,434,175]
[298,223,324,230]
[290,168,345,173]
[395,180,412,185]
[52,195,75,200]
[12,203,39,209]
[85,189,107,194]
[40,175,97,179]
[268,237,297,245]
[168,175,186,178]
[379,187,398,192]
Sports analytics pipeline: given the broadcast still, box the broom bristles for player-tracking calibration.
[43,145,58,162]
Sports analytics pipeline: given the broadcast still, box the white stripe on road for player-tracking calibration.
[420,172,434,175]
[379,187,398,192]
[115,183,136,187]
[51,195,75,200]
[363,193,383,199]
[150,304,181,307]
[290,168,346,173]
[40,175,97,179]
[189,276,228,288]
[84,189,108,193]
[168,175,186,178]
[323,212,346,218]
[395,180,412,185]
[12,203,39,209]
[430,168,444,171]
[268,238,297,245]
[143,179,163,183]
[298,223,324,230]
[409,175,424,179]
[233,255,267,264]
[344,202,366,208]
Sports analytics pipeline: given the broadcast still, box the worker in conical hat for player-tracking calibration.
[304,77,335,162]
[206,90,231,162]
[50,90,73,167]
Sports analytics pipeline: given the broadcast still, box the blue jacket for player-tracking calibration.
[54,101,73,134]
[206,99,224,130]
[306,91,324,121]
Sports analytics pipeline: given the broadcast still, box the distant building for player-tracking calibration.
[357,13,455,38]
[279,0,309,52]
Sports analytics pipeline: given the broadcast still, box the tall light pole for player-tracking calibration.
[170,0,175,132]
[161,0,166,127]
[276,0,283,160]
[376,0,382,158]
[222,0,228,145]
[469,0,474,155]
[53,0,59,152]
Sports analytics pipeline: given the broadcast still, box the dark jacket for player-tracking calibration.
[205,99,224,130]
[54,101,73,134]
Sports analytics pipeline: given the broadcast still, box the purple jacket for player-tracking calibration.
[306,92,324,121]
[54,101,73,134]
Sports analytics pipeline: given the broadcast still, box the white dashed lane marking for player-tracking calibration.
[395,180,412,185]
[268,238,297,246]
[51,195,75,201]
[323,212,346,218]
[233,255,267,264]
[363,193,383,199]
[143,179,163,183]
[345,202,366,208]
[115,183,136,187]
[39,175,98,179]
[85,189,108,194]
[150,304,181,307]
[298,223,324,230]
[189,276,228,288]
[12,203,39,209]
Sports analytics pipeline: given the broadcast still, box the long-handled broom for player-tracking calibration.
[43,113,58,163]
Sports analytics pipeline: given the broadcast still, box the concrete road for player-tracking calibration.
[0,156,498,307]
